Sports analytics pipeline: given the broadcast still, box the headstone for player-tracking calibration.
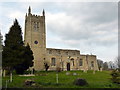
[56,73,58,83]
[0,69,2,76]
[6,80,8,88]
[10,72,12,82]
[73,73,77,75]
[3,69,6,77]
[66,72,70,75]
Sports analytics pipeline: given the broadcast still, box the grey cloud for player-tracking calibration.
[46,2,118,48]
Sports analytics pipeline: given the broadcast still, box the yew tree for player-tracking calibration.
[2,19,34,76]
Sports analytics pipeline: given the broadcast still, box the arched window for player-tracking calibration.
[51,58,56,66]
[79,59,83,66]
[34,22,39,31]
[91,61,94,67]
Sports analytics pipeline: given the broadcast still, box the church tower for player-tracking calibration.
[24,6,46,70]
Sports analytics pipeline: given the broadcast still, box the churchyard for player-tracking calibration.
[2,70,120,88]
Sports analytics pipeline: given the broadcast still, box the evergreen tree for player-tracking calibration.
[2,19,26,81]
[15,44,34,74]
[3,19,24,70]
[2,19,34,76]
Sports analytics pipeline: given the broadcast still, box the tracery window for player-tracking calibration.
[34,22,39,31]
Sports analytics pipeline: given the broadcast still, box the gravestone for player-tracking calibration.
[66,72,70,75]
[73,73,77,75]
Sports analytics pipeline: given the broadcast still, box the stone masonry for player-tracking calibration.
[24,7,99,71]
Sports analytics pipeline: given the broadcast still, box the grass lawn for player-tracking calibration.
[2,70,120,88]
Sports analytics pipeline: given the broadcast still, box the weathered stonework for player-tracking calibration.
[24,7,99,71]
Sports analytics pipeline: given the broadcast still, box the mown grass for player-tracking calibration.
[2,70,120,88]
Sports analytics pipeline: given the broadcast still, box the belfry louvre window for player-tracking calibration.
[51,58,56,66]
[79,59,83,66]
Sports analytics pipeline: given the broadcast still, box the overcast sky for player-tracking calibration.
[0,1,118,62]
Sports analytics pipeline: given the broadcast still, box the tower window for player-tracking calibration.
[51,58,56,66]
[34,22,38,31]
[34,41,38,44]
[79,59,83,66]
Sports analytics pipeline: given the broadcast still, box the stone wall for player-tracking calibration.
[46,48,99,71]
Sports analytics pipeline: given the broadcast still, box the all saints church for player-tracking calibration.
[24,7,99,71]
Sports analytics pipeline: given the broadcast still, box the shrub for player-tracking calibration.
[44,63,49,71]
[111,69,120,84]
[24,79,35,86]
[73,78,88,86]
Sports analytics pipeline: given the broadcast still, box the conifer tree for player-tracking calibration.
[3,19,34,76]
[3,19,24,69]
[15,44,34,74]
[2,19,25,81]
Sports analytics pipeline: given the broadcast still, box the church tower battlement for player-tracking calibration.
[24,6,46,70]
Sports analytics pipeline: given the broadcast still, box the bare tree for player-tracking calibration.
[108,61,117,69]
[103,62,108,70]
[97,59,103,70]
[108,61,114,69]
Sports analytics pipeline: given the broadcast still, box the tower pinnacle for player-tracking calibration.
[42,9,45,16]
[28,6,31,14]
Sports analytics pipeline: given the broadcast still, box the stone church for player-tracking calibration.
[24,7,99,71]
